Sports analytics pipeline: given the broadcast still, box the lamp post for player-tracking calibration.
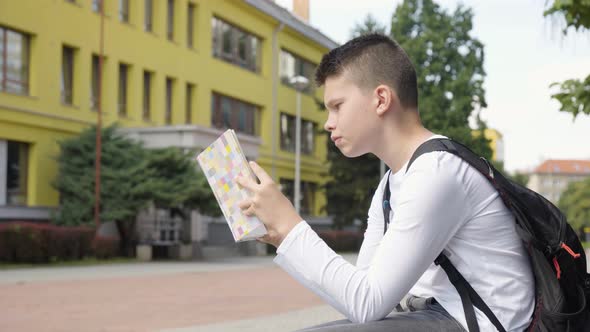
[289,76,309,215]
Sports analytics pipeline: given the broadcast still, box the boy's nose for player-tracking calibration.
[324,114,335,132]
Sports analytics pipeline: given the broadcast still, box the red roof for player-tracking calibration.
[534,159,590,175]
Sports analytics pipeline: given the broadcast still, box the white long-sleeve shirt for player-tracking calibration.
[273,139,535,332]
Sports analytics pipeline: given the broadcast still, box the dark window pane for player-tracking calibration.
[279,49,315,94]
[221,23,232,56]
[166,78,173,124]
[143,71,151,120]
[167,0,174,40]
[118,64,128,116]
[212,17,259,73]
[92,0,101,12]
[61,46,74,104]
[91,55,100,110]
[2,29,29,94]
[185,84,193,124]
[211,93,258,136]
[119,0,129,22]
[6,141,28,206]
[144,0,153,31]
[187,3,195,48]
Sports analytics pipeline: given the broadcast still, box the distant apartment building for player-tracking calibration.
[527,159,590,204]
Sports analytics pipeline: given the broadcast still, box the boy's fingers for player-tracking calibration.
[236,176,256,191]
[249,161,273,184]
[238,199,252,210]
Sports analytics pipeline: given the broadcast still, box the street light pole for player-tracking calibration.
[289,76,309,215]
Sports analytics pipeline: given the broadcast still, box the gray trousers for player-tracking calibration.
[296,296,466,332]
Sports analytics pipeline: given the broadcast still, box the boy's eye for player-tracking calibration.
[335,103,342,110]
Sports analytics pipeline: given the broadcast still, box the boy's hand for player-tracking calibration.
[237,161,302,248]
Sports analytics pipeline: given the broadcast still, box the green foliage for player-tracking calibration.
[52,124,145,226]
[544,0,590,32]
[391,0,492,159]
[544,1,590,120]
[323,0,492,230]
[549,75,590,120]
[351,13,386,38]
[511,172,531,187]
[52,124,219,253]
[558,177,590,230]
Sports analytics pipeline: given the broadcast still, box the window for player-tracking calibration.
[211,93,258,136]
[165,77,174,124]
[61,46,75,105]
[280,113,315,154]
[211,17,260,72]
[279,179,317,216]
[119,0,130,22]
[302,121,316,154]
[92,0,102,12]
[167,0,175,41]
[144,0,153,31]
[118,63,129,116]
[143,71,152,121]
[90,54,102,110]
[0,26,30,95]
[280,49,315,94]
[0,140,29,206]
[187,3,196,48]
[185,83,194,124]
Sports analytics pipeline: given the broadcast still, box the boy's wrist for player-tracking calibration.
[275,217,303,247]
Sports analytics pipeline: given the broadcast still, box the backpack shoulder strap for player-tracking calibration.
[402,137,506,332]
[407,138,495,182]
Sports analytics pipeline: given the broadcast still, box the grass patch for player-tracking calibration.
[0,257,138,270]
[582,242,590,250]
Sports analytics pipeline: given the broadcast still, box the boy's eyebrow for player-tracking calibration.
[325,97,344,109]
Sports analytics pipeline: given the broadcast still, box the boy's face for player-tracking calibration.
[323,71,381,158]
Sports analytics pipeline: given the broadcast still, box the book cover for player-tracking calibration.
[196,129,267,242]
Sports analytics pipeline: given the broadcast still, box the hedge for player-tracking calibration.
[0,222,119,263]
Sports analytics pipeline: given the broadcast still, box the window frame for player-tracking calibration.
[0,26,30,95]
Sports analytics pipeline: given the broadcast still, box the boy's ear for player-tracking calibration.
[374,85,397,116]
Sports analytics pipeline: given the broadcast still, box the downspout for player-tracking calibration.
[271,22,285,181]
[94,0,105,229]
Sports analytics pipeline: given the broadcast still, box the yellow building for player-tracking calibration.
[0,0,337,220]
[472,128,504,163]
[484,128,504,163]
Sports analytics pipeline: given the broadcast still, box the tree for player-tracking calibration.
[350,13,386,37]
[53,124,218,256]
[558,177,590,231]
[511,171,530,188]
[391,0,492,159]
[544,1,590,119]
[323,1,493,230]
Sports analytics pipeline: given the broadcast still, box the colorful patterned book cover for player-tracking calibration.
[196,129,267,242]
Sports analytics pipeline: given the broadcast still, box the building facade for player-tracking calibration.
[0,0,337,221]
[527,159,590,204]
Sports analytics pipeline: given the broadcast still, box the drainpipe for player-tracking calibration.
[94,0,105,229]
[271,22,285,181]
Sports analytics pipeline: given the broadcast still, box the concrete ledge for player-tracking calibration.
[0,206,53,221]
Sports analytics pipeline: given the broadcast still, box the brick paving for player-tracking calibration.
[0,265,326,332]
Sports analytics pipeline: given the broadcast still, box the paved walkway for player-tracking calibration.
[0,254,355,332]
[2,250,588,332]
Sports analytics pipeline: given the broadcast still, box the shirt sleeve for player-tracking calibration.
[273,153,471,323]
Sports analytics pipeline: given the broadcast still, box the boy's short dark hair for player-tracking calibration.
[315,34,418,109]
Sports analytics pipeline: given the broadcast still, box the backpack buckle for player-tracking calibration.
[480,157,494,179]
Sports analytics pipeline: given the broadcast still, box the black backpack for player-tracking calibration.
[382,138,590,332]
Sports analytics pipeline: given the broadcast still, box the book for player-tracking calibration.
[196,129,268,242]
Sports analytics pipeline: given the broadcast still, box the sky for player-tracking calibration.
[276,0,590,173]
